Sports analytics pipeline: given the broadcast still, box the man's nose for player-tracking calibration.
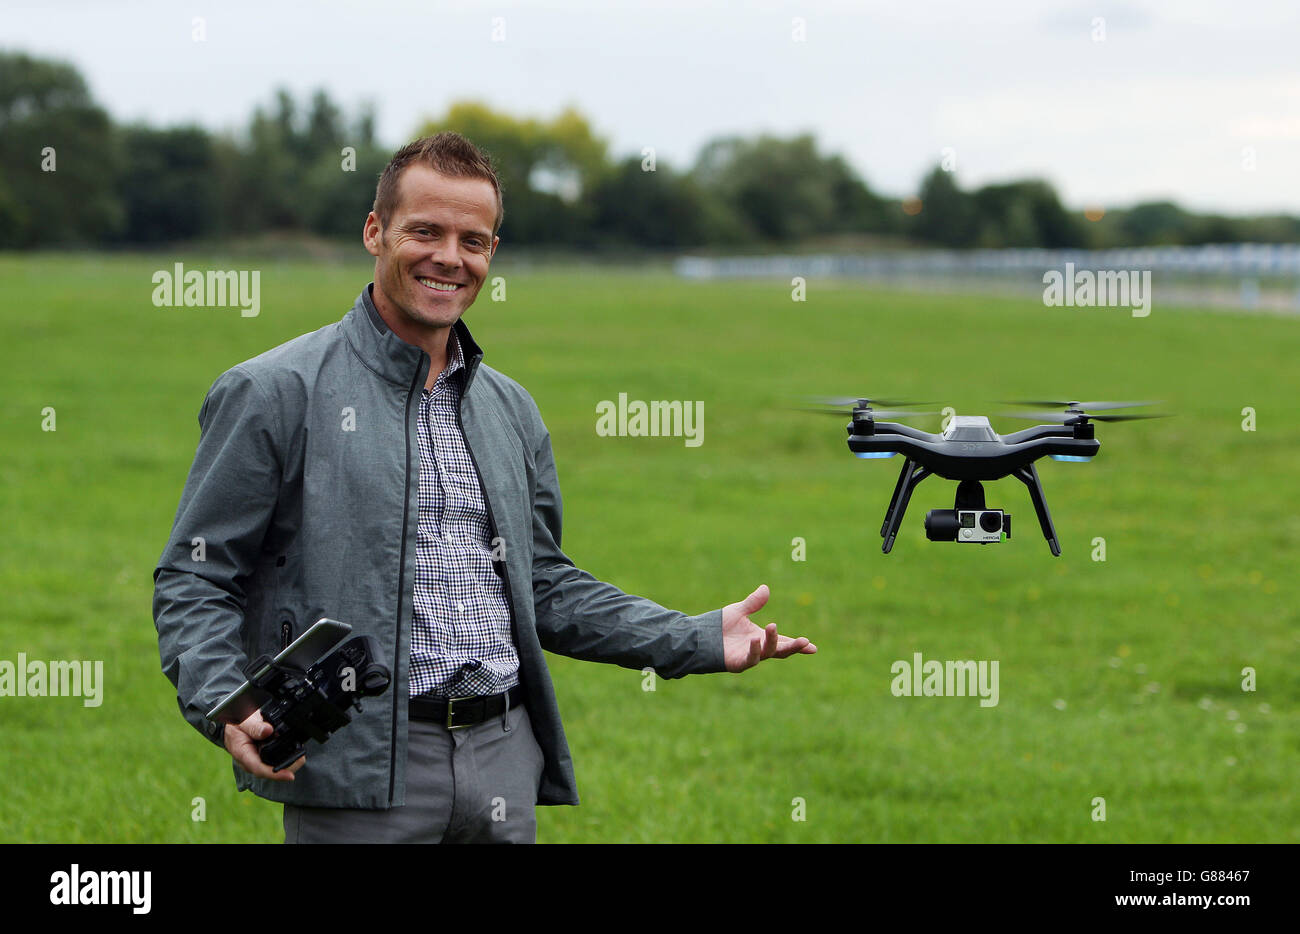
[428,236,463,269]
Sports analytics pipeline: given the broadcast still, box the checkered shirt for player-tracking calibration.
[408,328,520,697]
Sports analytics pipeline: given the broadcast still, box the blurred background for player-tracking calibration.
[4,2,1300,283]
[1,0,1296,843]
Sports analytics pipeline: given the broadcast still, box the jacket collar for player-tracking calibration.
[342,283,486,393]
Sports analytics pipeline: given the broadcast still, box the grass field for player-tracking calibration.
[1,251,1296,842]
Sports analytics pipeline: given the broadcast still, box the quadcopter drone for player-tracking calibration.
[809,397,1166,556]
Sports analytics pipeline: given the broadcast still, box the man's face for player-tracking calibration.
[363,165,499,333]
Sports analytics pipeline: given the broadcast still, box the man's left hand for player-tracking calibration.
[722,584,817,672]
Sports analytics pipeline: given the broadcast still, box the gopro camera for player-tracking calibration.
[925,508,1011,543]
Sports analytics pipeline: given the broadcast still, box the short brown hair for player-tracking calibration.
[372,132,504,236]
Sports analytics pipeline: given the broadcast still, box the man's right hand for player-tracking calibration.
[223,709,306,782]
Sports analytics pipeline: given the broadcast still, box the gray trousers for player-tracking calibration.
[283,702,545,843]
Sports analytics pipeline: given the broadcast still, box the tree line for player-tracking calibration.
[2,50,1297,252]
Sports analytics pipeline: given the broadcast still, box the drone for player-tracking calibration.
[808,397,1166,556]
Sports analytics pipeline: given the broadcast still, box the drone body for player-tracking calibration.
[811,398,1163,556]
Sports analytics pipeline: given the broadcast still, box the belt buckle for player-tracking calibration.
[445,695,476,730]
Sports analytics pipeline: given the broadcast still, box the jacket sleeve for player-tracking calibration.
[529,422,726,680]
[153,365,283,747]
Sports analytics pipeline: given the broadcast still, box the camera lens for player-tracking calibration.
[925,509,960,541]
[979,511,1002,533]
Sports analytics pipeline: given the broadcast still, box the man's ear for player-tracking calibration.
[363,212,383,257]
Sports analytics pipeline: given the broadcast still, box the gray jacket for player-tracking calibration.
[153,285,726,808]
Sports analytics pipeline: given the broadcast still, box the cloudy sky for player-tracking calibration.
[7,0,1300,214]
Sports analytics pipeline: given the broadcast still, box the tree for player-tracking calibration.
[914,166,978,246]
[691,133,887,243]
[824,153,894,236]
[587,155,744,248]
[114,125,218,243]
[414,101,610,245]
[0,51,122,247]
[972,179,1085,248]
[212,87,387,237]
[1116,201,1193,245]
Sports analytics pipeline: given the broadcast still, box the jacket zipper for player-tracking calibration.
[388,362,422,805]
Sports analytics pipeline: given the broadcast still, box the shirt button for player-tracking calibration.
[456,601,464,614]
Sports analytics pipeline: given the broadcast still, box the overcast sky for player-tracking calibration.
[6,0,1300,214]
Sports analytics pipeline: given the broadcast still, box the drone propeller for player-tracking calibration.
[799,394,940,421]
[997,399,1161,412]
[807,395,938,409]
[999,409,1170,423]
[802,407,941,419]
[998,396,1170,424]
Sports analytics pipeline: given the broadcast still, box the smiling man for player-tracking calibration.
[367,160,497,347]
[154,132,816,844]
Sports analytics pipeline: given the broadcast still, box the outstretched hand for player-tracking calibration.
[722,584,817,672]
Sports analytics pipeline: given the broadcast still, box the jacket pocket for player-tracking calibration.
[242,551,303,662]
[271,551,303,654]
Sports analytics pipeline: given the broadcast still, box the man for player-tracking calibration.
[154,132,816,843]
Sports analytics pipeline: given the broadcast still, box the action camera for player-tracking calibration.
[925,508,1011,543]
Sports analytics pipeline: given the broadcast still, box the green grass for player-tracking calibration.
[1,251,1296,842]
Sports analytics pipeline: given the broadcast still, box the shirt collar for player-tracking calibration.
[427,325,465,395]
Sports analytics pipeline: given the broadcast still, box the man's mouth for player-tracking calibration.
[416,277,462,293]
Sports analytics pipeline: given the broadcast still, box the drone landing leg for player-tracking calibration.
[1014,463,1061,557]
[880,458,915,537]
[882,464,932,554]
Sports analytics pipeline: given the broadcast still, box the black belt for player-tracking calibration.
[409,685,524,730]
